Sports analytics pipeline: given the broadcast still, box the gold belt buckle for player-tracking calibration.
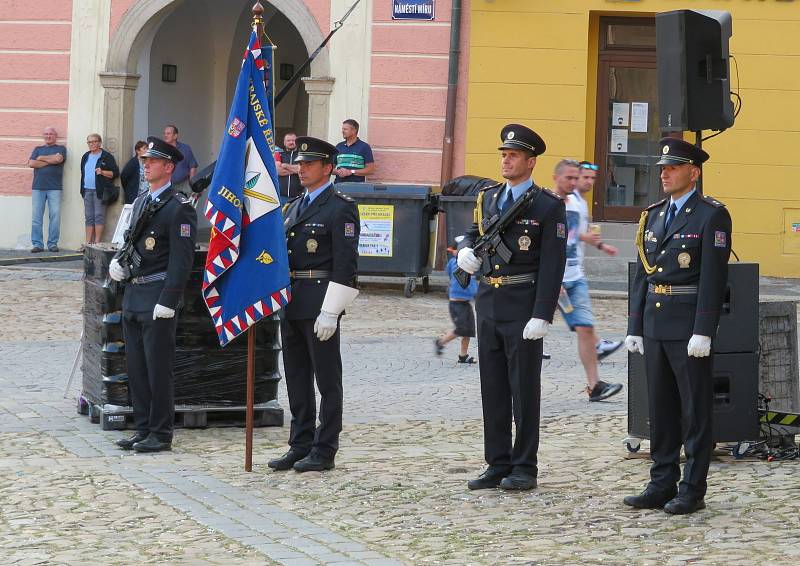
[487,275,503,288]
[653,284,670,294]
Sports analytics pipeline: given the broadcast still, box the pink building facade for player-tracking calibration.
[0,0,470,249]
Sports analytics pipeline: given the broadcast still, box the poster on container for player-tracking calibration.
[358,204,394,257]
[392,0,435,21]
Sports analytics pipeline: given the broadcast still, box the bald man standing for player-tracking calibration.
[28,127,66,252]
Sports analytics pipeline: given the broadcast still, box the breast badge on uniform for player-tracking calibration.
[145,236,156,251]
[307,239,318,253]
[518,235,531,251]
[678,252,691,269]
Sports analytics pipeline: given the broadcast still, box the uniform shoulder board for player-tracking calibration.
[644,197,668,211]
[335,190,355,202]
[541,187,563,200]
[479,181,504,192]
[701,195,726,208]
[175,192,190,204]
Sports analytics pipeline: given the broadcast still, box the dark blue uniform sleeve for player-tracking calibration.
[158,201,197,309]
[532,198,566,322]
[694,206,732,337]
[627,254,647,337]
[331,200,359,286]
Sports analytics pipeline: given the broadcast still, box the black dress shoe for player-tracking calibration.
[293,452,335,472]
[664,495,706,515]
[623,486,677,509]
[499,470,537,491]
[133,434,172,453]
[467,467,511,490]
[267,449,309,471]
[116,433,147,450]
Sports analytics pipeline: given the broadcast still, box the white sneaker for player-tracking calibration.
[596,339,622,361]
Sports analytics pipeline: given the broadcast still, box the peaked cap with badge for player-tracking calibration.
[498,124,546,156]
[142,136,184,163]
[294,136,338,163]
[656,137,709,166]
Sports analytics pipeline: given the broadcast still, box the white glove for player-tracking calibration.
[457,247,482,274]
[109,258,128,282]
[314,310,338,341]
[522,318,550,340]
[153,304,175,320]
[624,335,644,355]
[687,335,711,357]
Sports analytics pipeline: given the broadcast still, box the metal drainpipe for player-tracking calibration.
[439,0,462,188]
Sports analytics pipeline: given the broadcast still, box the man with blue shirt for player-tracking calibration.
[269,136,360,473]
[333,119,375,183]
[458,124,566,491]
[28,127,66,252]
[163,124,198,194]
[624,138,732,515]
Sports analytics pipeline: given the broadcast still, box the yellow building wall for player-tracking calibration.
[466,0,800,277]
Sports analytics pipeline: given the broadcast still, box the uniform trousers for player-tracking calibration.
[122,311,178,441]
[280,317,343,459]
[644,337,714,498]
[477,316,543,475]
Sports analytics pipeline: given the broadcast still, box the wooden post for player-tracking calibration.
[244,1,266,473]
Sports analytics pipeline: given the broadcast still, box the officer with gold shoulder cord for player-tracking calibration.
[624,138,732,515]
[458,124,567,491]
[108,137,197,453]
[268,137,360,473]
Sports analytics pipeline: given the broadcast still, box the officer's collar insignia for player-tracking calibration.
[507,131,515,140]
[301,143,308,151]
[662,145,670,154]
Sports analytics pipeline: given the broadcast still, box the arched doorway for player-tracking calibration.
[103,0,329,171]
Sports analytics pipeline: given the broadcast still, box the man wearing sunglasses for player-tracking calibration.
[552,160,623,402]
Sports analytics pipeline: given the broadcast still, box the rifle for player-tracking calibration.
[107,195,171,294]
[454,187,542,289]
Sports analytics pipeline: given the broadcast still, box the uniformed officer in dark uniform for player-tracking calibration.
[458,124,567,491]
[268,136,360,473]
[109,136,197,453]
[624,138,732,514]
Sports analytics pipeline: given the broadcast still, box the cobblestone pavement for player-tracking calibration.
[1,266,799,564]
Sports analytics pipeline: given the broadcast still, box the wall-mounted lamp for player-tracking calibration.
[279,63,294,81]
[162,64,177,83]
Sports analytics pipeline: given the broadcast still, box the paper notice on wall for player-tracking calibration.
[612,102,630,127]
[357,204,394,257]
[610,128,628,153]
[631,102,649,133]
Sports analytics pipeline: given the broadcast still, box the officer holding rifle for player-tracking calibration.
[457,124,566,491]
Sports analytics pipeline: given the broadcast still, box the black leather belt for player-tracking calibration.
[290,270,330,279]
[648,283,698,295]
[482,272,536,288]
[130,271,167,285]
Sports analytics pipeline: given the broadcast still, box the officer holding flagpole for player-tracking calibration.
[268,137,360,473]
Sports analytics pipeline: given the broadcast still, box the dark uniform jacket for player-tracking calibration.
[117,187,197,313]
[628,191,732,341]
[461,182,567,322]
[283,185,360,320]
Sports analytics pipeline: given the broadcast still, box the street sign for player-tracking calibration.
[392,0,435,21]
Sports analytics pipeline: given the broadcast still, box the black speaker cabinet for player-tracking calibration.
[656,10,735,132]
[628,352,760,443]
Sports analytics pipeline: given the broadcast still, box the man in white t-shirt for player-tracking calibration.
[552,159,622,401]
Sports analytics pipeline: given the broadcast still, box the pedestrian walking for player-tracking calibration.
[458,124,566,491]
[269,136,360,473]
[551,159,623,401]
[109,136,197,453]
[624,138,732,515]
[435,236,478,364]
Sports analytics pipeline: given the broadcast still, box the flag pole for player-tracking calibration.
[244,0,267,473]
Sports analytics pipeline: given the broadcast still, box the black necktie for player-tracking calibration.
[500,189,514,214]
[665,202,678,230]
